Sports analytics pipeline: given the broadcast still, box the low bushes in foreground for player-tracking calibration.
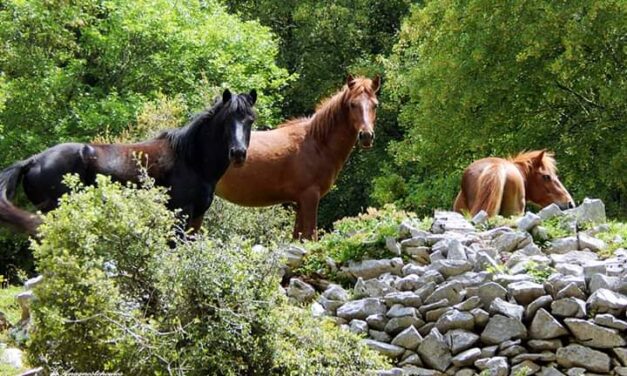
[27,175,388,375]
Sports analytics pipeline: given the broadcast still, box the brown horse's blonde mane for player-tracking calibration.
[509,150,557,175]
[279,77,376,143]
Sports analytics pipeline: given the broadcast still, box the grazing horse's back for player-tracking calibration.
[454,151,574,218]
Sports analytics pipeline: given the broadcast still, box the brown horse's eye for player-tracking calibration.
[543,175,551,181]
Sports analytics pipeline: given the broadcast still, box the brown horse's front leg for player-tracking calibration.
[294,190,320,241]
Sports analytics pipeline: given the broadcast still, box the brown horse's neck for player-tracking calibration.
[512,160,530,190]
[308,89,358,170]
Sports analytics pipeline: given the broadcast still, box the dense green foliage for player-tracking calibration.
[377,0,627,217]
[0,0,291,167]
[28,176,388,374]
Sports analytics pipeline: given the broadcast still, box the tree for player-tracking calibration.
[0,0,292,168]
[379,0,627,217]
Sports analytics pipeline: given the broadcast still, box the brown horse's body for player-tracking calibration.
[454,150,574,217]
[216,76,380,239]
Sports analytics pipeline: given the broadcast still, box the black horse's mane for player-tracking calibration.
[158,95,253,162]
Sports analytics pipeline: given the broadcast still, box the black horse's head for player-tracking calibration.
[213,89,257,167]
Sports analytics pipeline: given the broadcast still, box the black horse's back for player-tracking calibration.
[21,143,93,212]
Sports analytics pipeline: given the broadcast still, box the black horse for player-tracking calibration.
[0,89,257,235]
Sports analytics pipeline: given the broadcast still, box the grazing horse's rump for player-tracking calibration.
[216,75,381,240]
[453,150,574,217]
[0,89,257,235]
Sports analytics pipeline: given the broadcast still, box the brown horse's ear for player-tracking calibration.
[372,75,381,94]
[346,74,355,89]
[222,89,232,103]
[534,150,546,166]
[248,89,257,105]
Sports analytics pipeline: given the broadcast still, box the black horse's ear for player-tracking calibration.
[372,75,381,94]
[248,89,257,105]
[346,74,355,89]
[222,89,232,103]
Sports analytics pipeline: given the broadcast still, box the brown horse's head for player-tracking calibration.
[520,150,575,210]
[344,74,381,148]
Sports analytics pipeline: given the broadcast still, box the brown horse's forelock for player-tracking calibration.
[509,150,557,175]
[299,77,375,143]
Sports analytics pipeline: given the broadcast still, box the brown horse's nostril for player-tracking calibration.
[359,131,374,141]
[568,201,575,209]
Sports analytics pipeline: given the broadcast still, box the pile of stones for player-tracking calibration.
[286,198,627,375]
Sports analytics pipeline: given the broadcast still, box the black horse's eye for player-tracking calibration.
[543,175,551,181]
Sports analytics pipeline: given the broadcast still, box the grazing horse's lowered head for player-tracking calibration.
[515,150,574,210]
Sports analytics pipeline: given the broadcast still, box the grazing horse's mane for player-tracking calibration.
[280,77,376,143]
[509,150,557,175]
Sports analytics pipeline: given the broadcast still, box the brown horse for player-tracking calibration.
[216,75,381,239]
[454,150,574,217]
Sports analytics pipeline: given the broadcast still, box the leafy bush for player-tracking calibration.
[204,197,294,246]
[273,305,389,375]
[596,221,627,258]
[28,174,387,374]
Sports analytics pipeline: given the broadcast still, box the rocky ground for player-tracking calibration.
[286,198,627,375]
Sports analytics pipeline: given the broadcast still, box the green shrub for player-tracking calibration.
[28,174,387,375]
[204,197,294,246]
[272,305,389,375]
[29,174,177,372]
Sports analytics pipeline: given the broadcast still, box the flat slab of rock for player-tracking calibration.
[363,339,405,358]
[556,344,610,373]
[594,313,627,330]
[587,288,627,314]
[508,281,546,305]
[451,347,481,367]
[337,298,386,320]
[489,297,523,321]
[564,318,626,348]
[480,314,527,345]
[344,258,403,280]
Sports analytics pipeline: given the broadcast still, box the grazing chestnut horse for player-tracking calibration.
[454,150,575,217]
[0,89,257,235]
[216,75,381,239]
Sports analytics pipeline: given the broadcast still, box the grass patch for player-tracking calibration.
[596,220,627,258]
[297,205,417,282]
[0,285,22,328]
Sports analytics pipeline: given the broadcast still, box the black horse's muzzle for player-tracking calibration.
[229,147,247,167]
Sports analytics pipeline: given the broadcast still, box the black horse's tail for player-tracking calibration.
[0,159,41,235]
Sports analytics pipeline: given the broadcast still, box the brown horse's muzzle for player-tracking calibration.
[358,131,374,148]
